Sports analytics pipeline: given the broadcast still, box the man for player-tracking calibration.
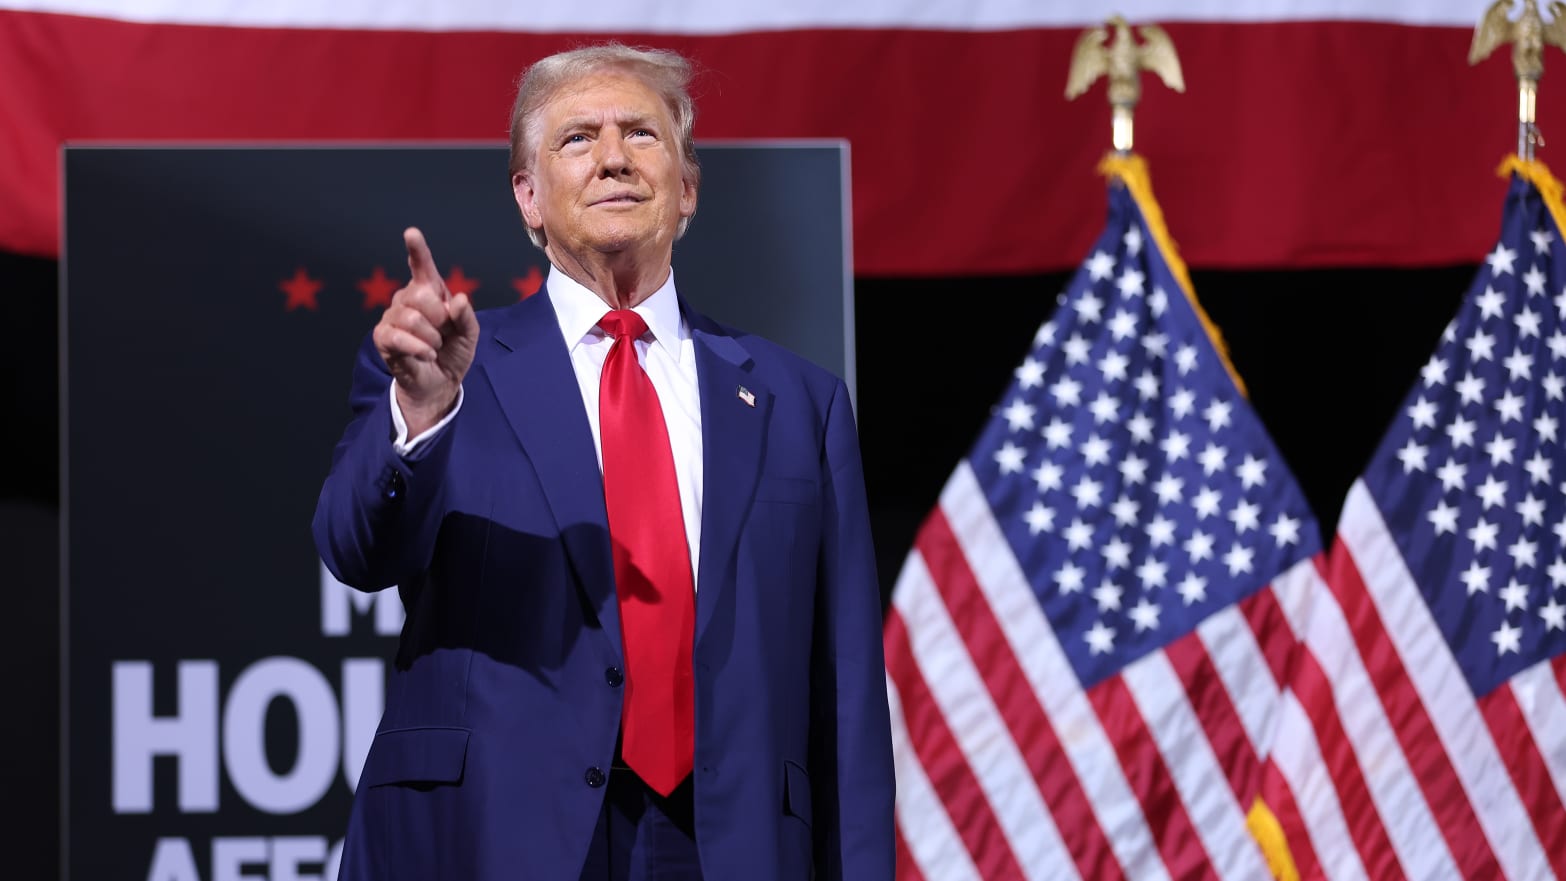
[313,44,894,881]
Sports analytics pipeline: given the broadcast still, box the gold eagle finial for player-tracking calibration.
[1471,0,1566,157]
[1066,16,1185,152]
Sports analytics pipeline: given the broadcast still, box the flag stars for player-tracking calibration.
[1476,285,1508,319]
[1537,412,1560,442]
[1024,502,1056,535]
[1128,598,1161,632]
[1447,416,1478,448]
[1134,369,1161,400]
[1065,518,1095,551]
[1088,393,1121,424]
[1541,598,1566,631]
[1531,228,1555,253]
[1110,495,1141,527]
[1269,514,1303,547]
[1177,573,1208,605]
[1428,501,1460,535]
[1146,514,1177,547]
[1055,563,1087,594]
[1456,373,1487,405]
[1192,486,1223,519]
[1098,350,1131,381]
[1223,543,1256,576]
[1485,431,1517,466]
[1524,264,1548,296]
[1468,518,1501,553]
[1043,418,1074,449]
[1462,561,1492,595]
[1238,454,1269,488]
[1476,475,1509,509]
[994,442,1027,474]
[1142,332,1170,359]
[1117,267,1147,298]
[1015,357,1046,389]
[1204,399,1233,432]
[1135,557,1169,589]
[1160,431,1192,462]
[1084,621,1116,655]
[1093,579,1124,612]
[1102,536,1133,569]
[1075,291,1105,323]
[1557,287,1566,319]
[1503,350,1535,382]
[1153,473,1185,506]
[1175,344,1199,375]
[1064,334,1093,365]
[1525,452,1552,486]
[1396,440,1429,473]
[1126,412,1156,445]
[1051,376,1084,407]
[1169,389,1197,420]
[1492,620,1523,656]
[1518,492,1546,526]
[1488,242,1519,275]
[1422,355,1450,387]
[1108,311,1139,342]
[1118,453,1149,485]
[1124,226,1145,256]
[1149,288,1169,317]
[1199,443,1229,476]
[1085,250,1116,280]
[1494,390,1526,423]
[1032,460,1064,492]
[1001,398,1037,432]
[1408,396,1438,429]
[1185,529,1216,562]
[1230,500,1262,533]
[1515,306,1543,338]
[1550,559,1566,589]
[1070,476,1104,509]
[1465,331,1497,362]
[1508,538,1539,570]
[1549,331,1566,361]
[1081,433,1112,466]
[1034,321,1058,349]
[1437,458,1468,492]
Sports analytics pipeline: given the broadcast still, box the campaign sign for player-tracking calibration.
[62,143,850,880]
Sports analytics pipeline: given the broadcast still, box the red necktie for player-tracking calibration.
[597,309,695,796]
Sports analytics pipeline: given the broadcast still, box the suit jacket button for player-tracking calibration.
[379,468,405,502]
[605,666,623,687]
[585,767,606,788]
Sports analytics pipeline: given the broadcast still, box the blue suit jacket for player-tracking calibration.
[313,290,894,881]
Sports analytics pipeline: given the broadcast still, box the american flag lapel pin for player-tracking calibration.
[737,385,756,407]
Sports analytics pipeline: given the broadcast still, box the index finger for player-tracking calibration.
[404,227,445,292]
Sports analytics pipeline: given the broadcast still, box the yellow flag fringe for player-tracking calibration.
[1500,154,1566,234]
[1098,153,1247,398]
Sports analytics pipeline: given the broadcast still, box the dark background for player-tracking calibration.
[0,162,1477,876]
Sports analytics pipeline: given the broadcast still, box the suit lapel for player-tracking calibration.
[483,295,622,661]
[688,306,769,644]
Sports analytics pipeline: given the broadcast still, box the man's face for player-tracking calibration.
[514,72,697,263]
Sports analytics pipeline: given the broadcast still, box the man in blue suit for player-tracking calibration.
[313,43,894,881]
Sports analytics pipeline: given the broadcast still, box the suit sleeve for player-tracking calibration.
[812,377,896,881]
[312,332,456,591]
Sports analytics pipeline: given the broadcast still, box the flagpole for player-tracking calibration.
[1469,0,1566,161]
[1064,15,1184,155]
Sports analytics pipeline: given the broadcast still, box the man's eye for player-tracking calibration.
[564,134,588,144]
[630,129,654,139]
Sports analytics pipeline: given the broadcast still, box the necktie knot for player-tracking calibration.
[599,309,649,342]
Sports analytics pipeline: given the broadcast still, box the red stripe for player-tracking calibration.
[1478,683,1566,880]
[915,512,1125,881]
[1239,586,1295,690]
[1086,675,1218,881]
[883,611,1027,881]
[1162,628,1257,804]
[1554,653,1566,697]
[1256,758,1322,881]
[1287,647,1406,880]
[1318,546,1504,879]
[0,11,1554,272]
[894,827,925,881]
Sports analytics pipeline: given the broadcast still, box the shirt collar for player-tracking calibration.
[545,265,686,357]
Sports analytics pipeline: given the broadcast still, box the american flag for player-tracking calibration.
[1264,162,1566,879]
[886,156,1323,880]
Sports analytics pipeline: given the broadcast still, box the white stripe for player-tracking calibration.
[940,463,1172,881]
[1510,658,1566,825]
[1295,553,1462,880]
[888,676,982,881]
[0,0,1502,33]
[1195,603,1281,759]
[892,555,1076,881]
[1120,651,1271,880]
[1338,480,1554,880]
[1268,555,1319,643]
[1268,691,1370,881]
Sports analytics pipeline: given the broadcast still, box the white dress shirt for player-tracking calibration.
[391,266,706,588]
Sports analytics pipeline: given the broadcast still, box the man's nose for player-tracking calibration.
[595,134,631,177]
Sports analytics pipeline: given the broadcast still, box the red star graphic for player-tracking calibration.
[357,266,400,311]
[513,266,544,300]
[444,266,480,296]
[280,268,322,311]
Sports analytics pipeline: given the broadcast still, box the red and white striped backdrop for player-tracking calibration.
[0,1,1557,273]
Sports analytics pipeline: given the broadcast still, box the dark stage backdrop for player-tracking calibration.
[56,144,848,881]
[0,153,1482,879]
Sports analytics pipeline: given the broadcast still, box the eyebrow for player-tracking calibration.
[552,112,661,138]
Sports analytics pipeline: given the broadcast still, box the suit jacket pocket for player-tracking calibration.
[360,726,472,787]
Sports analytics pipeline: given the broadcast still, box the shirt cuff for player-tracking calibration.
[390,384,464,456]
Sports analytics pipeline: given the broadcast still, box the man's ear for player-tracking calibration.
[514,171,544,231]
